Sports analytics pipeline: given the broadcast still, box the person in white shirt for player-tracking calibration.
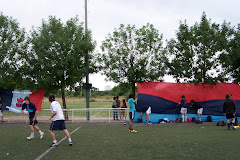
[48,95,72,147]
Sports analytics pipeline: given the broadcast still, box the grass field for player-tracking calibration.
[0,122,239,160]
[41,97,113,109]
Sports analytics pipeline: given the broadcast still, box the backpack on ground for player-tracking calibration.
[195,119,202,124]
[175,118,183,123]
[206,116,212,122]
[192,117,197,122]
[186,118,192,123]
[137,118,143,123]
[216,120,226,126]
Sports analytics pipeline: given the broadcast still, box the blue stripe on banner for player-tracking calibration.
[137,94,240,116]
[0,89,13,111]
[9,89,31,113]
[133,112,240,123]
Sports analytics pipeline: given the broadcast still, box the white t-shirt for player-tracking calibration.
[50,101,65,121]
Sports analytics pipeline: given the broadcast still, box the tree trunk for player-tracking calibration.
[61,88,69,120]
[131,82,136,99]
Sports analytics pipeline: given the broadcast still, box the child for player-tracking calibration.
[128,94,137,133]
[178,95,188,122]
[138,106,152,124]
[223,94,236,130]
[120,99,127,120]
[190,100,203,121]
[48,95,72,146]
[21,97,44,140]
[112,97,118,120]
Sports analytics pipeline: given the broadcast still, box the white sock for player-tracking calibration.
[68,138,72,142]
[182,115,184,122]
[38,130,42,134]
[31,132,34,136]
[199,118,201,121]
[53,140,57,144]
[185,116,187,122]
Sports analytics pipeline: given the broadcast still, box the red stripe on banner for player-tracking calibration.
[29,88,45,111]
[137,82,240,103]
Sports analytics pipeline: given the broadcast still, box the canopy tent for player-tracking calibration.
[136,82,240,122]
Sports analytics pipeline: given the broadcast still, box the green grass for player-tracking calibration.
[41,101,112,109]
[42,98,112,109]
[0,122,239,160]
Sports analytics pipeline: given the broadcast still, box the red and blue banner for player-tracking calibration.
[136,82,240,122]
[0,88,45,113]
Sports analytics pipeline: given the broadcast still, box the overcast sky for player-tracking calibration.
[1,0,240,90]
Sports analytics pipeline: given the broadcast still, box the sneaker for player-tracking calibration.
[148,121,152,125]
[232,126,235,130]
[129,129,137,133]
[40,132,44,139]
[27,135,34,140]
[68,141,73,146]
[50,143,57,147]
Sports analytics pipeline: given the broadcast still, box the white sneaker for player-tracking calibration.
[40,132,44,139]
[27,135,34,140]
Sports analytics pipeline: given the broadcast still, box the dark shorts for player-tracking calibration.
[29,118,38,126]
[129,111,135,120]
[49,120,66,131]
[226,113,235,119]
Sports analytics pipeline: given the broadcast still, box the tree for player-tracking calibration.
[220,24,240,83]
[0,13,27,89]
[98,23,166,98]
[22,16,95,119]
[166,12,230,84]
[111,83,132,96]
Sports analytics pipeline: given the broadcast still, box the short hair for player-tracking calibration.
[182,95,185,98]
[123,99,125,103]
[129,94,133,99]
[113,96,116,100]
[49,95,55,102]
[226,94,230,99]
[24,96,31,102]
[190,100,195,103]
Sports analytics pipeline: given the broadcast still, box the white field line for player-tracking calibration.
[35,126,82,160]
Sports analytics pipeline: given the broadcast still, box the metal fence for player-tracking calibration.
[4,108,130,123]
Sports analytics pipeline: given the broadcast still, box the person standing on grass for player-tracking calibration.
[120,99,127,120]
[138,106,152,125]
[128,94,137,133]
[0,97,4,123]
[178,95,188,122]
[21,96,44,140]
[48,95,72,147]
[116,96,121,120]
[223,94,236,130]
[190,100,203,121]
[112,96,118,120]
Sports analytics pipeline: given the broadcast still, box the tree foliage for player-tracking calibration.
[98,23,166,98]
[0,13,27,89]
[220,24,240,83]
[21,16,95,111]
[167,12,232,84]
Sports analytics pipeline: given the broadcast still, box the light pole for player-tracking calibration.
[85,0,90,121]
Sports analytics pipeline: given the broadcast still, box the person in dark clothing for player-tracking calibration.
[223,94,236,130]
[137,106,152,125]
[190,100,203,121]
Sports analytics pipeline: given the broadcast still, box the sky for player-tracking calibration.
[1,0,240,90]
